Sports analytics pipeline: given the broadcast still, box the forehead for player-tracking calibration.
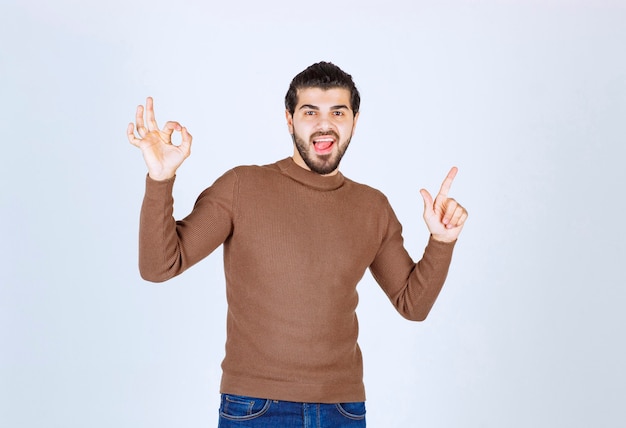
[295,87,352,109]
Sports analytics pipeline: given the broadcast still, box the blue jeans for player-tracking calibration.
[217,394,366,427]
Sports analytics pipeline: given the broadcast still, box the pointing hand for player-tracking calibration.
[420,167,468,243]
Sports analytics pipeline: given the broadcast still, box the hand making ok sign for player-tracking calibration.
[127,97,192,181]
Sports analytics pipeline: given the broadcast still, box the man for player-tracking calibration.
[128,62,467,427]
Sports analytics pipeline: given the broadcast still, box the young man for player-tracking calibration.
[128,62,467,427]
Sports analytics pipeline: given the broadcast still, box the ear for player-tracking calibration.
[285,110,294,134]
[352,111,360,134]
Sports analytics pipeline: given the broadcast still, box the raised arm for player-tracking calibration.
[127,97,192,181]
[372,168,468,320]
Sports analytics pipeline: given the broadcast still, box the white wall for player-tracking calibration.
[2,1,625,427]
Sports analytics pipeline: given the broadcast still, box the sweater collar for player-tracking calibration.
[277,157,345,191]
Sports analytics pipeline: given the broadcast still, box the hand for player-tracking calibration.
[420,167,468,243]
[127,97,192,181]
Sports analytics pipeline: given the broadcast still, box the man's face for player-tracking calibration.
[286,87,359,176]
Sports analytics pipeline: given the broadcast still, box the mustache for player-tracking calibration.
[310,130,339,141]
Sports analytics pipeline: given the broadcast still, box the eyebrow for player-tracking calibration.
[298,104,350,111]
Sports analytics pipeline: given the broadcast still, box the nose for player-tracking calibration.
[315,113,333,131]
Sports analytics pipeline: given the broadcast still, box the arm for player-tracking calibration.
[370,206,456,321]
[129,98,234,281]
[370,168,468,320]
[138,171,236,282]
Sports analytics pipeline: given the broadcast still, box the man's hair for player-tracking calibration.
[285,61,361,116]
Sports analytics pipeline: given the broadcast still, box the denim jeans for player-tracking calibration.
[218,394,366,427]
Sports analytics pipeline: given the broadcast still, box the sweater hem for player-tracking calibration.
[220,373,366,403]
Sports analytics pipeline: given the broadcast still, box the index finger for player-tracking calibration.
[437,166,458,198]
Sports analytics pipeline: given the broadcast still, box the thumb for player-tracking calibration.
[420,188,434,213]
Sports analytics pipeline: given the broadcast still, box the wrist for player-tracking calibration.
[148,171,176,181]
[430,233,456,243]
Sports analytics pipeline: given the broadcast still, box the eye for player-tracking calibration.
[332,110,345,116]
[304,110,316,116]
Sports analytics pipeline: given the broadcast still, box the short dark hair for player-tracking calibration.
[285,61,360,116]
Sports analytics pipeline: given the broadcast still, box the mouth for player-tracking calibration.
[312,133,337,155]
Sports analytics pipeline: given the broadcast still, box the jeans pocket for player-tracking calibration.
[335,402,366,420]
[220,394,271,421]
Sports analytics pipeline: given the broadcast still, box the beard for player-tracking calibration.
[292,130,352,175]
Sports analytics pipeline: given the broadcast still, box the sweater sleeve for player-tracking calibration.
[138,170,237,282]
[369,203,456,321]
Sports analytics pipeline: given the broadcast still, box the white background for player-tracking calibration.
[1,1,625,427]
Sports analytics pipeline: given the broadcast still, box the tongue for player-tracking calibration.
[315,141,333,151]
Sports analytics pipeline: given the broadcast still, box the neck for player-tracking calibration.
[277,158,345,191]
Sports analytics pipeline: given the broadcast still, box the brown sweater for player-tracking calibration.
[139,157,455,403]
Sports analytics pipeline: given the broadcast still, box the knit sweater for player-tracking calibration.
[139,157,455,403]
